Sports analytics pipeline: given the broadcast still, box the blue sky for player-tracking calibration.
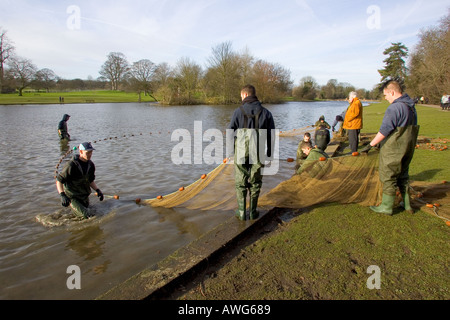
[1,0,448,90]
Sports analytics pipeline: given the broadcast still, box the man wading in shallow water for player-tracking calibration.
[228,85,275,221]
[56,142,104,219]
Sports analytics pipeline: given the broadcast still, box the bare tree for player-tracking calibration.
[174,57,202,104]
[33,68,57,92]
[0,27,15,92]
[408,10,449,103]
[251,59,292,103]
[129,59,156,101]
[7,56,37,96]
[99,52,130,90]
[206,41,241,104]
[292,76,319,101]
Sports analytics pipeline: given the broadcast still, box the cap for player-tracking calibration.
[79,142,95,151]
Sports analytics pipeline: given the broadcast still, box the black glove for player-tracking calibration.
[60,192,71,207]
[360,144,372,154]
[96,189,104,201]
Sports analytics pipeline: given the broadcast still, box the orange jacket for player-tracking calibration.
[343,98,363,130]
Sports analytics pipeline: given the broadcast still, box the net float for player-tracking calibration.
[446,221,450,227]
[114,195,119,199]
[135,198,141,204]
[426,203,434,208]
[287,158,294,162]
[319,157,326,161]
[157,195,163,200]
[352,152,359,156]
[434,203,441,207]
[179,187,185,191]
[201,174,207,179]
[223,158,228,163]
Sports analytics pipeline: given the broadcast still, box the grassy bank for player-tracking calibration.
[176,102,450,300]
[0,90,157,105]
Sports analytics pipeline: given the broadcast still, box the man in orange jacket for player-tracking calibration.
[343,91,363,153]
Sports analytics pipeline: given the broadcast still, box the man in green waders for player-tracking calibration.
[361,80,419,215]
[229,85,275,220]
[56,142,104,219]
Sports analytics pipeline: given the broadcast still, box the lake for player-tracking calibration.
[0,100,352,299]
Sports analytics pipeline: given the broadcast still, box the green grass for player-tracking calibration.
[0,90,157,105]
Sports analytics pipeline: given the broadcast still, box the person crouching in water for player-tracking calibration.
[296,132,313,162]
[56,142,104,219]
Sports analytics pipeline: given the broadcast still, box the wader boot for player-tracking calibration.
[370,193,395,215]
[399,187,414,213]
[249,193,259,220]
[235,190,247,221]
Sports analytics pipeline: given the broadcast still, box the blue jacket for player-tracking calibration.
[379,94,417,137]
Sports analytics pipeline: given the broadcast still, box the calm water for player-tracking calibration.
[0,100,351,299]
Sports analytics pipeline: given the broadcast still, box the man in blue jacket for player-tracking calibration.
[361,80,419,215]
[229,85,275,220]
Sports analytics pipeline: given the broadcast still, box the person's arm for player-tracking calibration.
[90,181,104,201]
[56,180,65,194]
[370,132,386,146]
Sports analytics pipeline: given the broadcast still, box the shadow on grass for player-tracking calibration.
[410,169,442,181]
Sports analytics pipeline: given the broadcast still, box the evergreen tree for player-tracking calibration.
[378,42,409,83]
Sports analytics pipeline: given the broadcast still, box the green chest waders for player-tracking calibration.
[65,160,93,219]
[371,125,419,215]
[234,107,263,220]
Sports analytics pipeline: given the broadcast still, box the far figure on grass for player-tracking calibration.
[56,142,104,219]
[229,85,275,221]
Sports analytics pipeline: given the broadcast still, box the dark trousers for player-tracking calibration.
[348,129,360,153]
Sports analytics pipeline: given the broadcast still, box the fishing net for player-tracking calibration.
[278,125,314,137]
[53,132,450,224]
[143,152,383,211]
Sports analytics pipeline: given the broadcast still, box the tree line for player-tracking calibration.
[1,10,448,105]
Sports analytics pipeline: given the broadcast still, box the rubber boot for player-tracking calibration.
[235,190,247,221]
[400,188,414,214]
[249,194,259,220]
[370,194,395,215]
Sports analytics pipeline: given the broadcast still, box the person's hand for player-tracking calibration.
[96,189,104,201]
[60,192,71,207]
[360,144,372,154]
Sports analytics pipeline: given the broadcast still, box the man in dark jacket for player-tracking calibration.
[361,80,419,215]
[314,124,330,151]
[58,114,71,140]
[56,142,104,219]
[229,85,275,220]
